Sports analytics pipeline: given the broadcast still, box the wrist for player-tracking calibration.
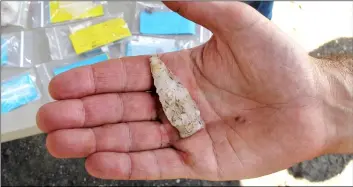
[313,55,353,154]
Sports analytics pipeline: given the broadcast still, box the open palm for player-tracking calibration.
[37,2,329,181]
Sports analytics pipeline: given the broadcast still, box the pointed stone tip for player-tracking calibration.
[149,55,160,65]
[149,55,164,75]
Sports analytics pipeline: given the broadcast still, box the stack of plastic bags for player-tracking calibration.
[1,1,212,120]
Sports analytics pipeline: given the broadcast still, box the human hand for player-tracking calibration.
[37,1,349,181]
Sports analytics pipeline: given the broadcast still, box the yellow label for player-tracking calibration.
[49,1,104,23]
[69,18,132,54]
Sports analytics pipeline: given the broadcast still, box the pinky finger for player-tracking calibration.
[85,149,195,180]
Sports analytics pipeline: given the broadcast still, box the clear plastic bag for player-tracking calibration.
[120,34,214,57]
[45,13,131,60]
[1,1,30,27]
[201,27,213,44]
[103,1,137,31]
[35,51,117,101]
[1,31,36,68]
[133,2,196,35]
[121,35,180,57]
[1,68,50,140]
[1,69,42,114]
[132,2,212,47]
[29,1,110,28]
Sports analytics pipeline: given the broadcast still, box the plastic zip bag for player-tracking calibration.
[1,70,42,114]
[45,13,131,60]
[121,35,179,57]
[1,31,35,68]
[133,2,197,35]
[53,53,110,76]
[1,1,30,27]
[132,2,212,47]
[120,34,214,57]
[35,51,118,101]
[1,68,50,140]
[29,1,110,28]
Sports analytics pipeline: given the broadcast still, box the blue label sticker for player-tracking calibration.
[53,53,109,75]
[139,11,196,35]
[1,38,8,65]
[126,40,178,56]
[1,73,40,114]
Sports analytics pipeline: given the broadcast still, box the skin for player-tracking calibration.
[36,1,353,181]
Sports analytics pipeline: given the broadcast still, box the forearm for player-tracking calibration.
[313,55,353,154]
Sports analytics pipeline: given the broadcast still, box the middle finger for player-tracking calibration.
[37,92,157,133]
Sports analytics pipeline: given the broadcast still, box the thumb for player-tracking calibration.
[163,1,264,35]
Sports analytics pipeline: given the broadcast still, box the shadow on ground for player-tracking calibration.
[1,38,353,186]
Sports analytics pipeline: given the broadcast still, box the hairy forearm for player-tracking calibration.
[313,54,353,154]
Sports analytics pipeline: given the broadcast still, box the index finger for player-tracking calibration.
[49,56,153,100]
